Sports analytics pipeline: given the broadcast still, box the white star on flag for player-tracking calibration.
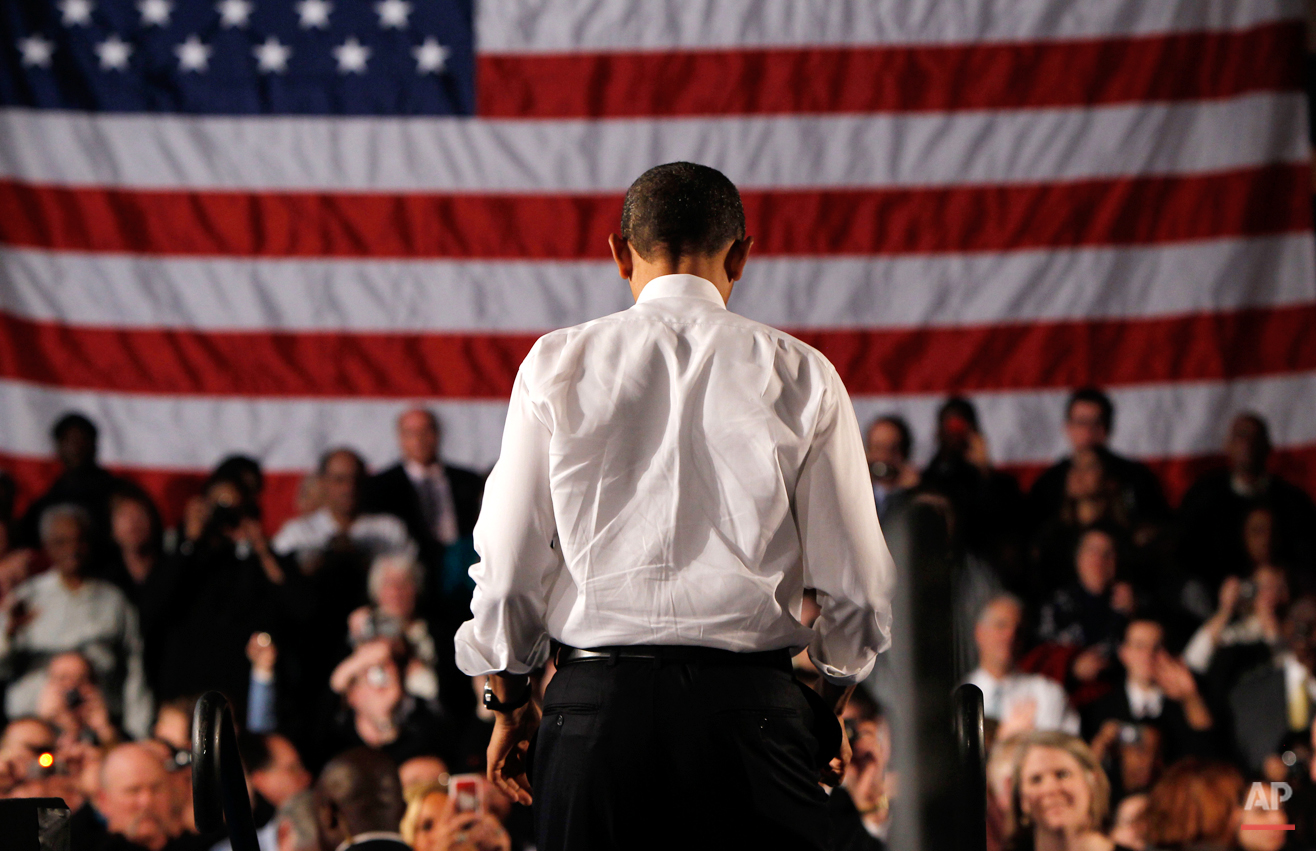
[412,37,448,74]
[138,0,172,26]
[17,35,55,68]
[295,0,332,30]
[332,36,370,74]
[58,0,94,26]
[252,35,290,72]
[374,0,410,29]
[217,0,254,28]
[94,34,132,70]
[175,35,212,72]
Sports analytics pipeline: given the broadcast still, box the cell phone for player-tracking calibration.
[64,688,84,711]
[450,774,483,814]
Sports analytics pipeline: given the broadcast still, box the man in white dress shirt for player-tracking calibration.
[965,593,1079,736]
[454,162,894,850]
[272,448,412,571]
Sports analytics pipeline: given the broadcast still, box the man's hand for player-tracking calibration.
[1070,646,1109,682]
[246,632,278,679]
[820,717,851,786]
[485,675,540,806]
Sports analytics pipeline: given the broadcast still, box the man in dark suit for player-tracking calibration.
[366,408,485,720]
[1180,413,1316,591]
[16,412,130,551]
[366,408,484,599]
[1026,387,1169,533]
[1229,596,1316,773]
[1082,618,1216,768]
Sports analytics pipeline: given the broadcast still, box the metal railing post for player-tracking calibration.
[192,691,260,851]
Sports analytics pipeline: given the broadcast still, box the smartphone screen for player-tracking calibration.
[450,774,483,814]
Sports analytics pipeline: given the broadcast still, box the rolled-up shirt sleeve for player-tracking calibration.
[454,362,562,676]
[796,365,895,685]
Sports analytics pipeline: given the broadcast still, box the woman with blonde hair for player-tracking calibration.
[400,778,510,851]
[1008,730,1134,851]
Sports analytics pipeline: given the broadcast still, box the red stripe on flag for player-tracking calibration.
[1,305,1312,399]
[0,165,1307,258]
[477,21,1303,118]
[8,445,1316,532]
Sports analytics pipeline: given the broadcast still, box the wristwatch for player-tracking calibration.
[483,678,531,712]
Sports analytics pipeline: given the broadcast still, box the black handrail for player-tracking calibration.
[192,691,260,851]
[954,683,987,851]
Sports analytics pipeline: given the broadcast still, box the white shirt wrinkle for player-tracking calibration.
[455,274,894,683]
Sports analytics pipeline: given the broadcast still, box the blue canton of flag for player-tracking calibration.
[0,0,475,114]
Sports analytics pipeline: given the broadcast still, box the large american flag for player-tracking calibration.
[1,0,1313,527]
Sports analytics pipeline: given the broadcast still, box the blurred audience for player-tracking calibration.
[94,741,206,851]
[151,473,306,725]
[0,503,150,738]
[1142,759,1243,851]
[273,449,411,574]
[1027,388,1168,535]
[919,396,1025,569]
[365,408,484,602]
[866,414,920,523]
[1180,413,1316,594]
[15,413,130,552]
[966,594,1080,737]
[1005,730,1128,851]
[1083,618,1215,778]
[1036,526,1137,688]
[0,397,1313,849]
[1228,595,1316,773]
[313,747,407,851]
[400,777,511,851]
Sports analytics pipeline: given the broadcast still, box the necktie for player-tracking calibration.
[1291,675,1312,732]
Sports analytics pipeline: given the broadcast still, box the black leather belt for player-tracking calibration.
[555,644,792,671]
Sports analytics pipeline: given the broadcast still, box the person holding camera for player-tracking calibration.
[150,471,308,724]
[1083,618,1215,778]
[345,551,442,707]
[1183,565,1289,676]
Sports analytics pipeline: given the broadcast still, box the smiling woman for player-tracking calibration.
[1006,730,1130,851]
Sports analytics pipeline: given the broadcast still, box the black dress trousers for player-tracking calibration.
[531,657,833,851]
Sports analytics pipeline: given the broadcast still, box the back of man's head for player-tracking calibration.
[315,747,403,849]
[621,162,745,261]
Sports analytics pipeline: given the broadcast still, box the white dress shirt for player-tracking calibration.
[454,274,894,685]
[272,507,413,565]
[0,571,152,739]
[965,667,1080,734]
[1125,680,1164,719]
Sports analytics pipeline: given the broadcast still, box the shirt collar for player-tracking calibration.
[336,832,408,851]
[403,459,442,481]
[634,274,726,309]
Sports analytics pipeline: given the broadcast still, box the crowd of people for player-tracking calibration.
[861,388,1316,851]
[0,386,1312,850]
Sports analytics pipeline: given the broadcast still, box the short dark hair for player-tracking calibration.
[51,412,97,443]
[620,162,745,261]
[317,447,365,477]
[869,415,913,460]
[214,455,264,494]
[1067,387,1114,431]
[937,396,980,431]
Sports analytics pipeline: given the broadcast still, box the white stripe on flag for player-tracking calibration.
[476,0,1299,53]
[2,235,1312,332]
[1,373,1313,473]
[0,94,1304,191]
